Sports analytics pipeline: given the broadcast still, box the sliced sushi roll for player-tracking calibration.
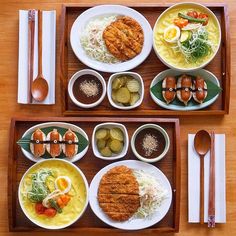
[162,76,176,104]
[46,129,62,158]
[30,129,46,158]
[62,129,78,158]
[193,76,207,104]
[177,74,192,106]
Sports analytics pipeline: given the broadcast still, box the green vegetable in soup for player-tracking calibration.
[49,199,62,213]
[175,26,212,62]
[178,13,206,24]
[180,31,192,43]
[27,169,53,203]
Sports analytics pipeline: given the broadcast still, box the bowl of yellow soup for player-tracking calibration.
[153,2,221,71]
[18,159,89,229]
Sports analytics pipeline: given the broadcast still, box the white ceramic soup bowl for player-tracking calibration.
[18,159,89,229]
[153,2,221,72]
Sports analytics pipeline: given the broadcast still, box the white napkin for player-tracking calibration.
[188,134,226,223]
[18,10,56,104]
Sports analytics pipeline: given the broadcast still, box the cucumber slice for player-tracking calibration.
[110,128,124,141]
[180,31,191,43]
[116,87,131,104]
[97,139,106,150]
[109,140,123,153]
[129,92,140,106]
[95,129,109,140]
[127,79,140,92]
[100,146,112,157]
[111,90,117,102]
[112,78,123,90]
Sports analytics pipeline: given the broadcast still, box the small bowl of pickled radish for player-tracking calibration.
[107,72,144,110]
[92,123,129,160]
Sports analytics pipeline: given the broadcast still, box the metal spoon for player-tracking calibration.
[194,130,211,224]
[31,10,48,102]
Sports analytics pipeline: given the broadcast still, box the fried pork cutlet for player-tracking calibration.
[103,16,144,61]
[98,165,140,222]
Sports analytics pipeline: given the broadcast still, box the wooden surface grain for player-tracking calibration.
[0,0,235,235]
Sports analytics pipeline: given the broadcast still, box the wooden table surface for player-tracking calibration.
[0,0,235,235]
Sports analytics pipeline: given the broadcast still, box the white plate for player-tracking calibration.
[150,69,220,111]
[20,122,89,163]
[89,160,172,230]
[70,5,153,73]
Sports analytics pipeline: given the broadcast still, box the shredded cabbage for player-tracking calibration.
[80,15,120,64]
[133,170,168,218]
[172,26,214,63]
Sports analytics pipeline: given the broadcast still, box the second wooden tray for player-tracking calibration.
[59,3,230,116]
[8,117,180,233]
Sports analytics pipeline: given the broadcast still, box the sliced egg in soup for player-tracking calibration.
[163,25,181,43]
[55,176,72,194]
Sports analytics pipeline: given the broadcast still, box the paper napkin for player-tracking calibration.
[188,134,226,223]
[18,10,56,104]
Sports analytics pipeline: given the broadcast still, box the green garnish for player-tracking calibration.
[27,169,53,203]
[49,199,62,213]
[175,26,213,62]
[178,13,206,23]
[180,31,192,43]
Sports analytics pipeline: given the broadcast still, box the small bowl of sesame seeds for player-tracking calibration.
[68,69,106,109]
[131,124,170,163]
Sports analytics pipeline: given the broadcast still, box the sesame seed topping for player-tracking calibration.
[79,79,99,97]
[142,133,159,157]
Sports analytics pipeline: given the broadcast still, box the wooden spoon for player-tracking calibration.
[194,130,211,224]
[31,10,48,102]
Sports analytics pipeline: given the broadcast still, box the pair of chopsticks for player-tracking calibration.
[27,9,35,103]
[208,131,215,227]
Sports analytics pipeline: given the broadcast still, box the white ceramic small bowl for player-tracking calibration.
[18,159,89,230]
[92,122,129,161]
[131,124,170,163]
[107,72,144,110]
[68,69,106,108]
[152,2,221,72]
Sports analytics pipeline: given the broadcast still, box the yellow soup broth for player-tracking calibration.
[19,160,87,227]
[154,5,220,69]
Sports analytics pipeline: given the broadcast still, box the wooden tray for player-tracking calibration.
[8,117,180,233]
[59,3,230,116]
